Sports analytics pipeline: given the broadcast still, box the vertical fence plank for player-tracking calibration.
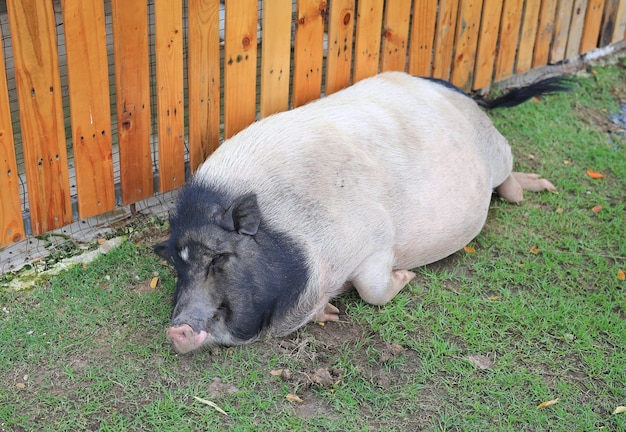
[533,0,558,67]
[473,0,502,89]
[566,0,589,58]
[408,0,438,77]
[432,0,458,80]
[580,0,606,52]
[494,0,523,82]
[62,0,115,218]
[111,0,154,205]
[6,0,72,235]
[450,0,483,91]
[612,0,626,42]
[326,0,355,95]
[260,0,293,117]
[0,41,25,246]
[224,0,258,138]
[515,0,541,74]
[154,0,185,192]
[381,0,412,72]
[188,0,221,171]
[292,0,325,108]
[353,0,384,82]
[550,0,574,63]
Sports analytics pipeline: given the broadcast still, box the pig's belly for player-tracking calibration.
[390,168,493,270]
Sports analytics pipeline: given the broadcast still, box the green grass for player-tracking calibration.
[1,60,626,431]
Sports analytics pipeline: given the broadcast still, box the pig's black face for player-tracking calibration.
[155,185,309,353]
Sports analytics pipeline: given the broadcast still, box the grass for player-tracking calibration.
[1,59,626,431]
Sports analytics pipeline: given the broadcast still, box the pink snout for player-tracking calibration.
[165,324,209,354]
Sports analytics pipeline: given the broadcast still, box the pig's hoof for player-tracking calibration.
[497,172,556,203]
[313,303,340,322]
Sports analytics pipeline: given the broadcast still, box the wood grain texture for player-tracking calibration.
[515,0,541,74]
[494,0,524,82]
[533,0,558,67]
[292,0,325,108]
[566,0,589,58]
[580,0,606,53]
[62,0,115,218]
[381,0,412,72]
[111,0,154,204]
[473,0,503,89]
[224,0,258,138]
[260,0,293,117]
[326,0,356,94]
[550,0,574,63]
[432,0,458,80]
[154,0,185,192]
[353,0,384,82]
[6,0,72,235]
[0,39,25,246]
[187,0,221,171]
[408,0,438,76]
[449,0,483,91]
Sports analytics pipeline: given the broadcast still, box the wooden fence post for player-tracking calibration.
[6,0,72,235]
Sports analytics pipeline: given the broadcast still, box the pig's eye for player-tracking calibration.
[207,253,229,274]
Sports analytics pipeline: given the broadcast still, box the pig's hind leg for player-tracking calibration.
[352,250,416,306]
[496,172,556,203]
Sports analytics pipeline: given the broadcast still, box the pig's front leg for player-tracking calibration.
[352,250,416,306]
[496,172,556,203]
[312,302,341,322]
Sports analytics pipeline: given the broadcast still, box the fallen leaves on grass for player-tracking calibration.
[488,296,499,301]
[467,354,494,370]
[149,276,159,289]
[618,269,625,281]
[536,398,559,409]
[193,396,228,416]
[529,245,540,254]
[587,170,605,179]
[591,205,603,213]
[613,406,626,415]
[286,393,304,403]
[464,246,476,253]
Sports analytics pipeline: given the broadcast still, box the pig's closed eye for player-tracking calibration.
[207,253,229,274]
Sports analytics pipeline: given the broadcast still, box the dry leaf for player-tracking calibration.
[591,205,603,213]
[536,398,559,409]
[286,393,304,403]
[529,245,540,254]
[488,296,499,301]
[467,354,494,370]
[16,383,26,389]
[613,406,626,414]
[310,369,335,387]
[563,160,570,165]
[193,396,228,416]
[587,170,605,179]
[270,369,284,376]
[618,270,625,281]
[149,277,159,289]
[464,246,476,253]
[556,207,565,214]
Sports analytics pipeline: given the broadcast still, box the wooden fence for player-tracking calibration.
[1,0,625,249]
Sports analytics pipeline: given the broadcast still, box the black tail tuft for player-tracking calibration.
[475,76,572,109]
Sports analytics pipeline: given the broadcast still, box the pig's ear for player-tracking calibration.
[154,241,173,263]
[223,193,260,235]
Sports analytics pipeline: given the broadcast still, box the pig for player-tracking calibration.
[155,71,565,354]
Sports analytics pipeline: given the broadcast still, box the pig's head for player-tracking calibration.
[155,183,309,354]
